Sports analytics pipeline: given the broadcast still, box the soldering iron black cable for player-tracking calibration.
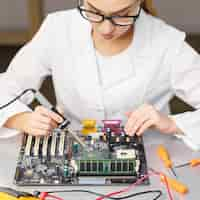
[41,189,162,200]
[0,88,36,110]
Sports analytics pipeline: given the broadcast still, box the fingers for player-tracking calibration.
[128,115,150,136]
[29,128,51,136]
[125,116,153,136]
[125,104,157,136]
[136,119,154,136]
[26,106,64,136]
[125,111,137,134]
[35,106,63,123]
[125,109,145,135]
[28,114,57,136]
[125,111,132,118]
[34,113,58,128]
[31,118,57,131]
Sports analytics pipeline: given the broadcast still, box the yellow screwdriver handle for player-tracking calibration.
[20,197,39,200]
[190,159,200,167]
[157,145,172,168]
[82,119,96,128]
[160,174,188,194]
[0,192,39,200]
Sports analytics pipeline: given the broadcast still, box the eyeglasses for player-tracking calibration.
[77,5,141,26]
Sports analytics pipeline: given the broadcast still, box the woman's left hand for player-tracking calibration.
[124,103,182,136]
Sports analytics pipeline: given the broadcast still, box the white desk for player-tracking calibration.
[0,132,200,200]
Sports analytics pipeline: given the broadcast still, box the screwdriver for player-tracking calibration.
[157,145,177,177]
[160,173,188,194]
[175,159,200,168]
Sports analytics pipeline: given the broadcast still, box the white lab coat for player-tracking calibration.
[0,9,200,150]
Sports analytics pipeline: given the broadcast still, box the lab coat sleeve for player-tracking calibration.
[170,41,200,150]
[0,14,55,138]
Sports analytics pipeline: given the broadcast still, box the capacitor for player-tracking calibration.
[121,132,125,137]
[100,135,104,141]
[70,160,78,174]
[56,165,60,176]
[40,178,45,184]
[64,165,69,177]
[106,128,112,144]
[106,127,111,133]
[97,125,102,132]
[24,169,34,178]
[103,134,107,142]
[126,137,130,143]
[73,142,79,154]
[54,179,60,184]
[116,137,120,143]
[86,135,92,141]
[25,155,31,165]
[111,132,115,137]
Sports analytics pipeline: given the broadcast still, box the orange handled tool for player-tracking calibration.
[160,174,188,194]
[157,145,177,177]
[175,158,200,168]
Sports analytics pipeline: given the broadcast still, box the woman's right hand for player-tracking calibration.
[4,105,64,136]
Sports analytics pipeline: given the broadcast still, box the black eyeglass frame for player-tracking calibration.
[77,5,142,26]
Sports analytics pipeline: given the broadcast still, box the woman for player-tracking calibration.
[0,0,200,150]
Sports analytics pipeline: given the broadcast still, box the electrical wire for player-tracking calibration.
[38,192,64,200]
[36,171,163,200]
[41,169,171,200]
[94,168,173,200]
[0,88,36,110]
[96,173,150,200]
[162,174,173,200]
[149,168,174,200]
[37,189,162,200]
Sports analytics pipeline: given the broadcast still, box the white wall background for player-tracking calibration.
[0,0,199,33]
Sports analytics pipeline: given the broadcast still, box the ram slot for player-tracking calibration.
[25,135,33,156]
[33,137,40,157]
[51,134,57,157]
[59,133,65,157]
[42,136,49,157]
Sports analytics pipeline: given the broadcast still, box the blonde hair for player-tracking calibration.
[141,0,157,16]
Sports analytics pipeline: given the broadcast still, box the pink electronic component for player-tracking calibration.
[102,120,123,134]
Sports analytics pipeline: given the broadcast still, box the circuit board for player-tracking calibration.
[14,120,149,186]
